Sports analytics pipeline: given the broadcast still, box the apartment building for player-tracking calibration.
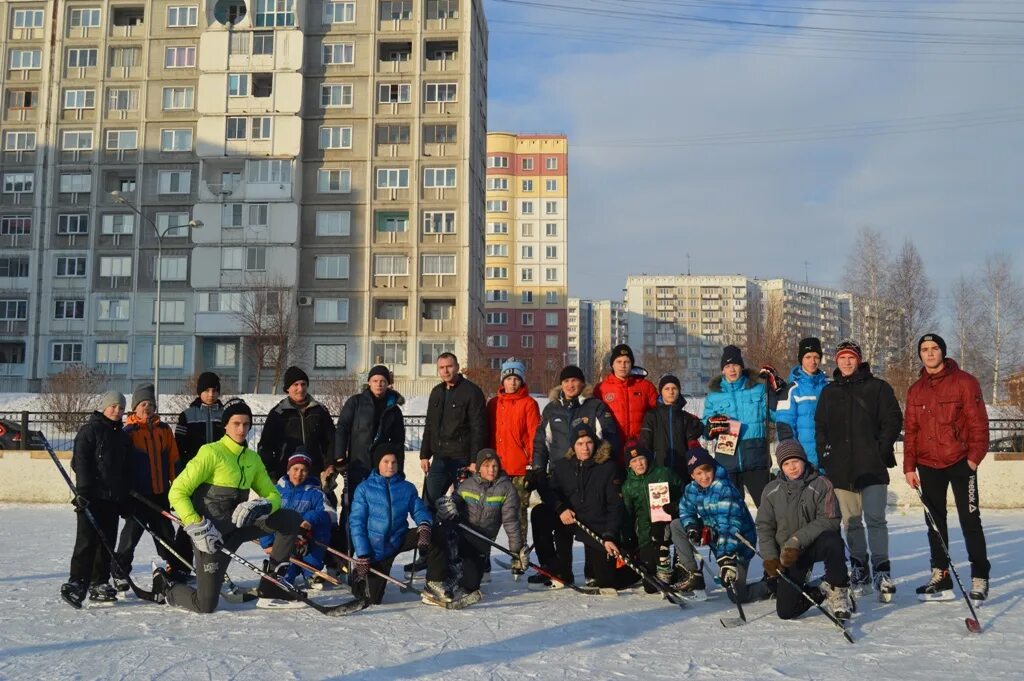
[756,278,852,358]
[0,0,487,395]
[483,132,567,386]
[567,297,625,382]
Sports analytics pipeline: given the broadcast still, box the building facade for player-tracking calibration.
[482,132,567,386]
[756,278,852,359]
[567,297,624,383]
[0,0,487,395]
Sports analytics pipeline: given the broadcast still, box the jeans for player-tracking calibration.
[423,457,469,509]
[835,484,889,571]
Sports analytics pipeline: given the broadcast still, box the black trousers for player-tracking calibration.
[729,469,770,508]
[776,530,848,620]
[532,505,636,589]
[113,493,189,575]
[69,499,120,586]
[918,459,990,579]
[357,529,446,604]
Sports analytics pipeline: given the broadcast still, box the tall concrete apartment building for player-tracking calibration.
[567,297,624,381]
[482,132,567,385]
[756,278,852,356]
[0,0,487,394]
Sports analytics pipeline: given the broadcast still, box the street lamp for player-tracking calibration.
[110,190,203,405]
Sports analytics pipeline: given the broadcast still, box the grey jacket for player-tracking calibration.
[454,472,523,553]
[755,466,840,561]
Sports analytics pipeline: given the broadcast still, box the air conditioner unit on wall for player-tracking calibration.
[297,296,312,307]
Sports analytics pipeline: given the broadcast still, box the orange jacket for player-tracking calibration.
[124,413,180,496]
[487,385,541,477]
[593,374,659,454]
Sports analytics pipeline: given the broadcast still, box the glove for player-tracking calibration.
[759,364,783,392]
[71,495,90,512]
[456,466,472,484]
[524,468,541,492]
[717,554,738,586]
[353,556,370,582]
[294,525,311,558]
[780,545,801,568]
[685,525,702,545]
[510,546,529,572]
[416,523,432,554]
[435,495,459,522]
[763,557,782,578]
[231,499,272,528]
[186,518,223,555]
[706,415,730,439]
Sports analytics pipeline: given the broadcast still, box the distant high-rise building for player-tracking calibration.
[568,298,625,382]
[756,278,852,358]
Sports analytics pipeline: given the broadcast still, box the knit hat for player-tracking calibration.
[835,340,862,363]
[370,441,402,470]
[287,448,313,471]
[775,439,808,467]
[196,371,221,395]
[282,366,309,391]
[222,398,253,424]
[476,448,501,469]
[658,374,681,391]
[559,365,586,383]
[367,364,393,384]
[918,333,947,359]
[500,358,526,382]
[96,390,126,412]
[720,345,745,370]
[798,337,823,362]
[610,344,635,366]
[624,439,652,464]
[685,446,716,476]
[569,418,598,447]
[130,383,156,410]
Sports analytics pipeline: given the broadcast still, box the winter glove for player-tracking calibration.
[456,466,472,484]
[763,557,782,578]
[71,494,90,512]
[353,556,370,582]
[685,525,702,545]
[510,546,529,572]
[524,468,541,492]
[231,499,272,528]
[780,545,801,568]
[706,415,730,439]
[186,518,223,555]
[416,523,432,554]
[717,554,738,586]
[434,495,459,522]
[758,364,784,392]
[701,527,718,546]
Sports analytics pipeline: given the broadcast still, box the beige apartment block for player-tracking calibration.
[567,297,625,382]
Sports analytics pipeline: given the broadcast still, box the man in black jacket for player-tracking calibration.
[174,371,224,467]
[258,366,335,480]
[815,340,903,596]
[333,365,406,492]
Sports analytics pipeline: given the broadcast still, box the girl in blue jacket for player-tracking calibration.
[773,337,829,470]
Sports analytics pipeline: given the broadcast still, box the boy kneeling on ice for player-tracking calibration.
[756,439,853,620]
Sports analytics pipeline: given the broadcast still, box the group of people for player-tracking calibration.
[60,333,993,625]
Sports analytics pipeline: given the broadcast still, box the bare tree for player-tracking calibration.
[747,292,790,372]
[317,374,363,416]
[949,275,981,375]
[234,274,300,393]
[885,240,937,398]
[973,254,1024,403]
[842,226,894,367]
[40,365,107,434]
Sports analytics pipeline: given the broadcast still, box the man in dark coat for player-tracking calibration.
[333,365,406,492]
[259,366,335,480]
[174,371,225,467]
[815,340,903,595]
[639,374,704,477]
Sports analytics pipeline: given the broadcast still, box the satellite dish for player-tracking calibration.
[213,0,247,26]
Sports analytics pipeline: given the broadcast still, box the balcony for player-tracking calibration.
[110,7,145,38]
[378,42,413,74]
[424,40,458,73]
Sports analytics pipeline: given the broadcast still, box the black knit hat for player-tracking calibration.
[559,365,586,383]
[610,344,635,366]
[720,345,745,370]
[918,333,947,359]
[370,441,402,470]
[658,374,681,391]
[798,337,823,362]
[475,448,501,469]
[197,371,221,395]
[282,365,309,391]
[624,439,652,464]
[685,446,716,476]
[570,418,598,447]
[222,398,253,424]
[367,364,393,384]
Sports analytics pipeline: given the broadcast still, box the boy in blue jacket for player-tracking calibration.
[774,337,829,470]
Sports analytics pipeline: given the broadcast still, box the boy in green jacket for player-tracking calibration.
[621,441,682,589]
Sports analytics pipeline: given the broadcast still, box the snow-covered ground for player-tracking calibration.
[1,505,1022,681]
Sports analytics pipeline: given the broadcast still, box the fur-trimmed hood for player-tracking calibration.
[707,368,764,393]
[563,439,614,464]
[547,384,595,401]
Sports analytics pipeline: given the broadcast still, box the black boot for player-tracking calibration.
[88,582,118,604]
[258,560,298,600]
[60,579,87,609]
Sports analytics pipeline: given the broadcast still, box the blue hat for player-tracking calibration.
[685,446,716,476]
[500,358,526,382]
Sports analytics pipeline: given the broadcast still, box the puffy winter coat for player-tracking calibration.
[621,464,682,548]
[259,476,333,551]
[593,373,658,458]
[124,413,180,496]
[904,359,989,472]
[349,470,431,562]
[703,370,769,473]
[639,398,704,476]
[815,363,903,491]
[543,440,625,541]
[174,398,224,468]
[774,367,829,469]
[454,471,524,552]
[756,464,840,561]
[678,464,756,564]
[533,386,620,472]
[487,384,541,477]
[258,396,335,480]
[72,411,133,503]
[335,387,406,483]
[420,375,488,463]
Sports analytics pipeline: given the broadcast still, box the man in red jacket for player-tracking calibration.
[593,344,658,467]
[904,333,991,602]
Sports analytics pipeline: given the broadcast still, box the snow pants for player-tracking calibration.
[532,507,636,589]
[69,499,120,586]
[776,529,849,620]
[356,528,446,604]
[835,484,889,571]
[918,459,990,579]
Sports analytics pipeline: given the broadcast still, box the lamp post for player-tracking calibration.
[110,190,202,405]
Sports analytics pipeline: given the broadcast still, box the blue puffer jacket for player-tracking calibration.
[774,367,829,469]
[259,477,333,551]
[678,464,756,564]
[703,369,768,473]
[350,470,431,562]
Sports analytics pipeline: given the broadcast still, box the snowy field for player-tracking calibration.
[2,504,1022,681]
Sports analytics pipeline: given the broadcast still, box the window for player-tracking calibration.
[12,9,45,28]
[546,157,559,170]
[485,267,507,279]
[167,6,199,27]
[521,245,534,259]
[380,1,412,20]
[246,247,266,271]
[59,173,91,193]
[545,223,558,237]
[248,159,291,183]
[522,335,535,349]
[96,343,129,365]
[321,84,353,108]
[227,74,250,97]
[487,155,509,169]
[69,8,101,27]
[316,211,351,236]
[423,212,456,234]
[422,254,455,275]
[3,173,33,193]
[425,83,457,102]
[324,1,356,22]
[378,83,411,103]
[427,0,460,20]
[318,169,351,193]
[487,178,508,191]
[487,222,508,234]
[546,335,560,349]
[165,46,196,68]
[221,247,243,270]
[377,214,408,232]
[315,344,347,369]
[160,129,193,152]
[522,312,535,327]
[521,201,534,215]
[56,256,87,277]
[225,117,247,140]
[98,256,131,277]
[162,87,194,110]
[109,46,139,68]
[157,171,191,194]
[11,49,42,69]
[546,312,559,326]
[57,214,88,235]
[199,292,242,313]
[157,301,186,325]
[0,256,29,277]
[254,0,296,27]
[376,168,409,188]
[156,256,186,281]
[521,291,533,304]
[248,204,269,228]
[421,125,456,146]
[546,179,558,191]
[545,245,558,259]
[0,300,27,321]
[156,212,190,237]
[486,335,508,348]
[486,312,507,325]
[315,255,349,279]
[486,289,509,303]
[521,268,534,282]
[424,168,456,188]
[101,214,135,235]
[485,244,507,257]
[63,89,96,110]
[315,298,349,323]
[104,129,138,150]
[376,124,410,145]
[323,43,355,65]
[0,216,30,235]
[222,203,243,228]
[4,131,35,152]
[521,223,535,237]
[522,157,535,171]
[153,343,185,369]
[545,201,559,215]
[8,90,35,110]
[98,299,130,320]
[213,343,236,368]
[371,342,407,365]
[376,301,406,320]
[54,299,85,320]
[545,291,559,304]
[319,126,352,149]
[374,254,408,276]
[52,342,83,363]
[251,116,272,140]
[252,32,275,55]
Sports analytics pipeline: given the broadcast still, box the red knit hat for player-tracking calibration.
[835,340,862,362]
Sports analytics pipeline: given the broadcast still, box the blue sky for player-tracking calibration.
[482,0,1024,318]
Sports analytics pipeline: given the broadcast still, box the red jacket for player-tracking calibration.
[593,374,658,458]
[487,385,541,477]
[903,359,988,472]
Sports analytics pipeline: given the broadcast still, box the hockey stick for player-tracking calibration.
[574,519,687,609]
[42,435,160,604]
[914,486,983,633]
[312,539,423,596]
[735,533,853,643]
[692,540,747,627]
